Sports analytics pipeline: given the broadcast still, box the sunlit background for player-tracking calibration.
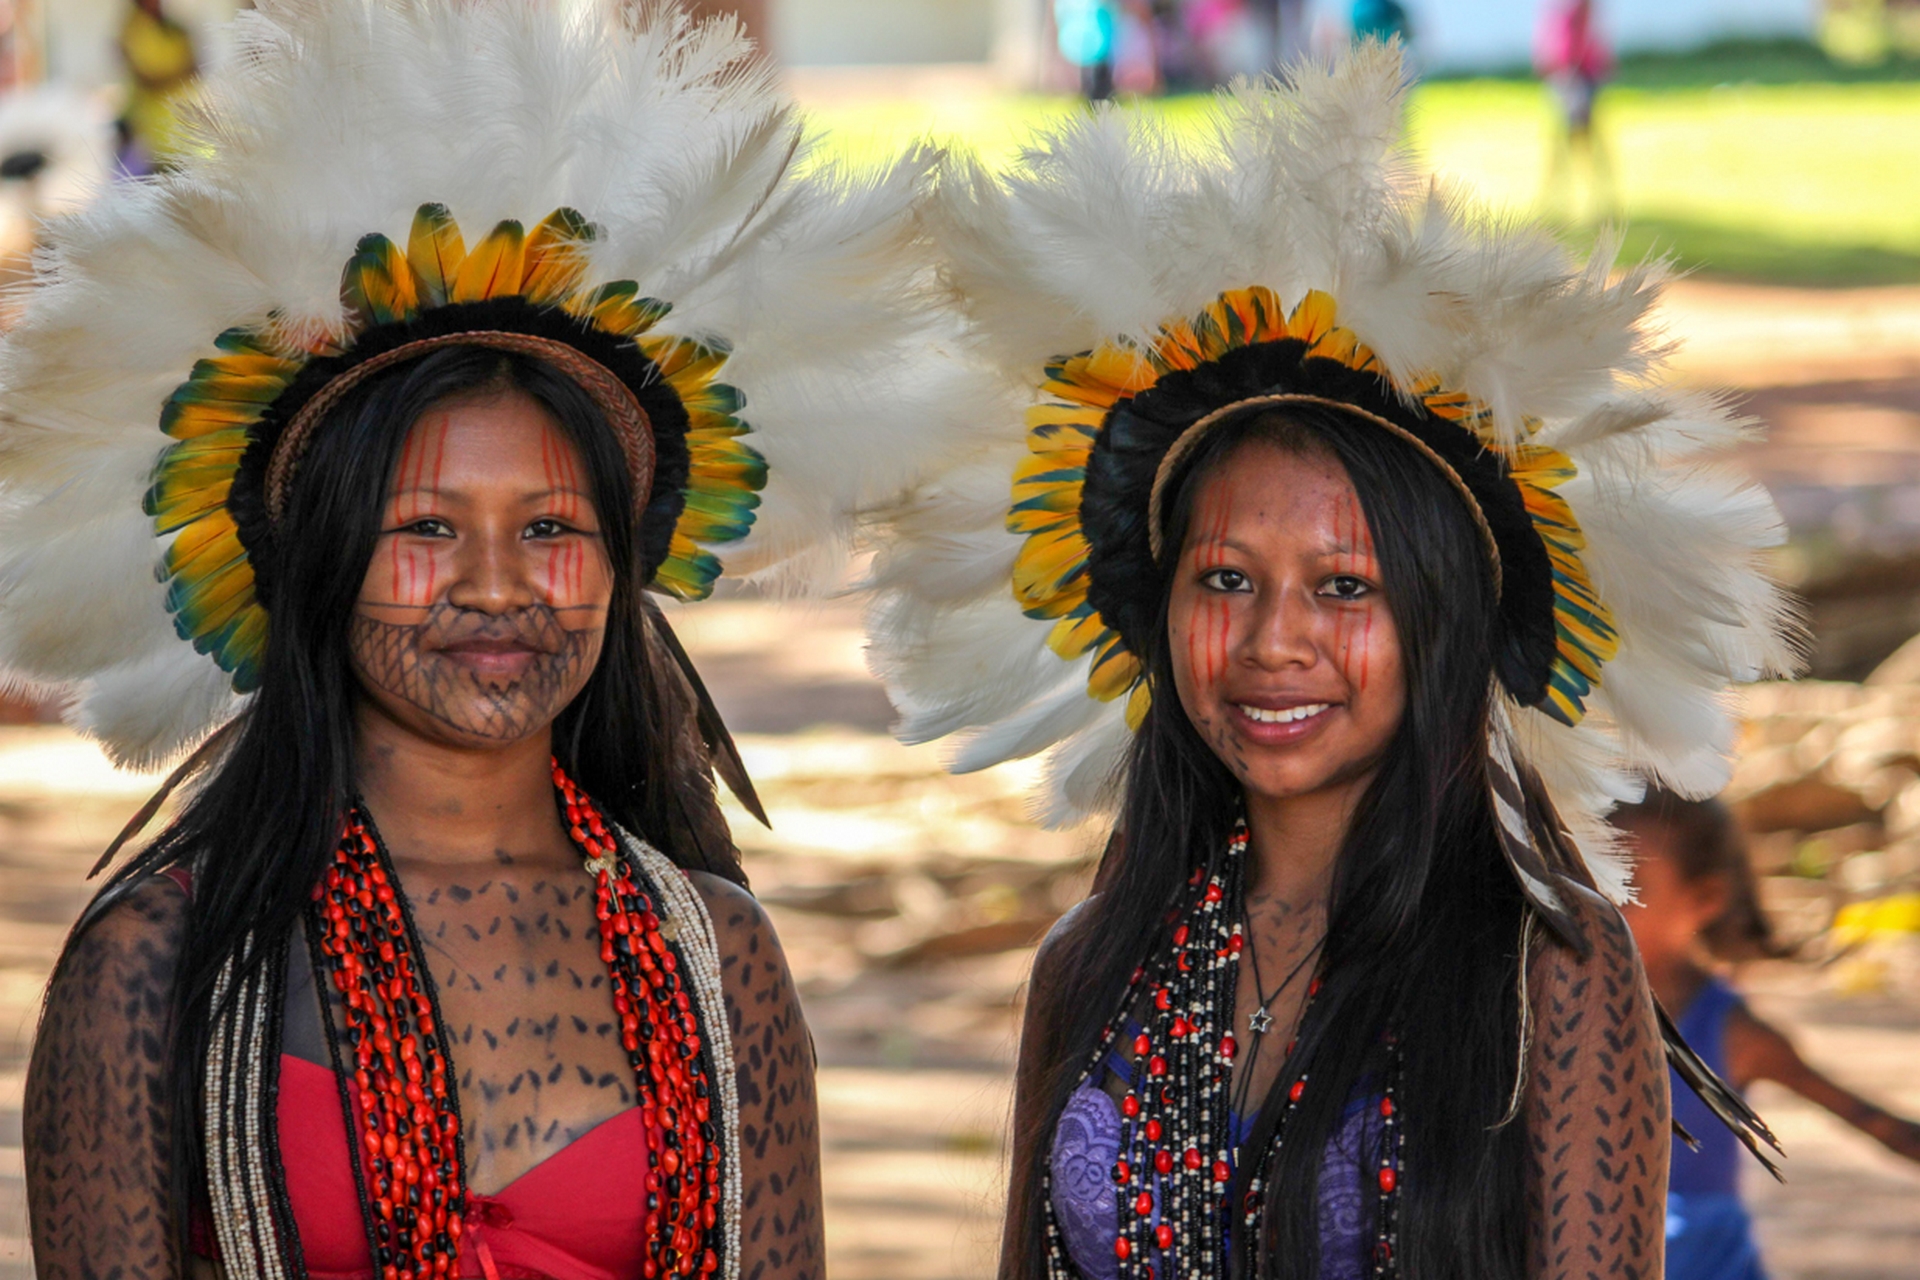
[0,1,1917,1277]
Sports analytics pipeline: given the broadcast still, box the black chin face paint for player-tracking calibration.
[350,600,606,744]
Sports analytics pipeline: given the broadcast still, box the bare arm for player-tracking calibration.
[1725,1003,1920,1164]
[689,872,823,1280]
[1524,890,1670,1280]
[25,876,189,1280]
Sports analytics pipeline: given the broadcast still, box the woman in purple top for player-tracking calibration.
[865,43,1795,1280]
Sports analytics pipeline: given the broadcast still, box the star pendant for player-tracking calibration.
[1248,1007,1274,1036]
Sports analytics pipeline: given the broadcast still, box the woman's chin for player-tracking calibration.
[356,687,563,754]
[1232,749,1386,809]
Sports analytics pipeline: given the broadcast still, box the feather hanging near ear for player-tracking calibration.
[1490,716,1786,1173]
[1486,716,1587,956]
[643,596,770,828]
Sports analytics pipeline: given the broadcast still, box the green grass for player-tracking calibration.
[1432,37,1920,88]
[1406,80,1920,284]
[804,67,1920,287]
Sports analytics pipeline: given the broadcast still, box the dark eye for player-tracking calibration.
[398,517,453,538]
[525,518,569,539]
[1321,574,1371,600]
[1199,567,1251,594]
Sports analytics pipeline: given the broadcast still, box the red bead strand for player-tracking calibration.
[312,765,725,1280]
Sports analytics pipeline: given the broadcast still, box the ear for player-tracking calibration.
[1689,872,1734,927]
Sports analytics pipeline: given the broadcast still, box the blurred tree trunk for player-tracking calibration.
[681,0,771,54]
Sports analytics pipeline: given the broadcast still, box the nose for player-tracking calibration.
[1240,583,1320,672]
[444,521,539,614]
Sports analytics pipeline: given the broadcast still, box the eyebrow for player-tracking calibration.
[385,486,598,505]
[1190,533,1261,559]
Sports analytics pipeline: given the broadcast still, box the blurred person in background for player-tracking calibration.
[874,42,1798,1280]
[1616,790,1920,1280]
[1534,0,1616,222]
[1349,0,1411,48]
[6,1,963,1276]
[116,0,197,175]
[1149,0,1211,93]
[1057,0,1119,99]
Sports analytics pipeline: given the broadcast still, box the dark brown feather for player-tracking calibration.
[643,598,770,828]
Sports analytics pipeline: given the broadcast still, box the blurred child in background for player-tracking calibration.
[1534,0,1614,220]
[1615,790,1920,1280]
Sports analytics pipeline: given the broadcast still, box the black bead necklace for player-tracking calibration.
[1039,820,1406,1280]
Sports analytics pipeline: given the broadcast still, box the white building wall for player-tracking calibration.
[775,0,993,64]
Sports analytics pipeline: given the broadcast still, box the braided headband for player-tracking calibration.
[1143,392,1506,601]
[265,331,657,527]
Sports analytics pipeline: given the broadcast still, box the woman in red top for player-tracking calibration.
[9,2,953,1276]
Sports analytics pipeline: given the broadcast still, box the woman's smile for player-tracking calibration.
[435,637,542,681]
[1168,436,1405,806]
[1228,698,1337,741]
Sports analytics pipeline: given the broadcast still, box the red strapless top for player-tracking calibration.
[278,1055,652,1280]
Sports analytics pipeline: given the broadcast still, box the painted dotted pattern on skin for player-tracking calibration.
[1526,906,1670,1280]
[405,853,644,1192]
[24,879,188,1278]
[699,880,823,1280]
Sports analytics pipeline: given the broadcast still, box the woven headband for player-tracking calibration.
[1143,392,1506,601]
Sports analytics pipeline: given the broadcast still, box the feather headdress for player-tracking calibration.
[0,0,969,769]
[866,43,1799,907]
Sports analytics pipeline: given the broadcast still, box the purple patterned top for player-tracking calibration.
[1050,1078,1382,1280]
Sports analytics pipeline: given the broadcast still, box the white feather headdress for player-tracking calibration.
[866,43,1798,906]
[0,0,971,768]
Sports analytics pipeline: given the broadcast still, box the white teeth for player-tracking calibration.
[1237,703,1330,724]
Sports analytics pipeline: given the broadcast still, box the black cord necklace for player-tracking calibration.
[1230,908,1324,1124]
[1242,913,1325,1037]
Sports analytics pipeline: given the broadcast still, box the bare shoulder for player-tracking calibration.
[56,872,191,992]
[681,870,804,1048]
[27,873,193,1279]
[684,869,783,958]
[1528,882,1644,998]
[681,875,822,1279]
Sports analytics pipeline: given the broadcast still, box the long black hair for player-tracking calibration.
[1007,405,1532,1280]
[83,344,742,1256]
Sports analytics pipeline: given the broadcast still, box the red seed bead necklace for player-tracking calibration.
[311,763,724,1280]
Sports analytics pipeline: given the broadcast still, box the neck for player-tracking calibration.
[353,702,569,867]
[1241,774,1371,910]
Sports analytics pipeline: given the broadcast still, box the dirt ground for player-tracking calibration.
[0,280,1916,1277]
